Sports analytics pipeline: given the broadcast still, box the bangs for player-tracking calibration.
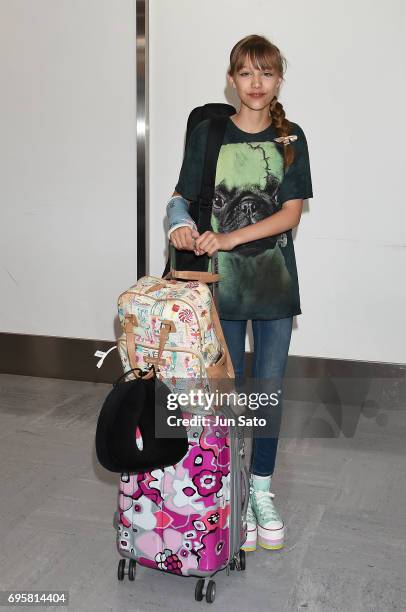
[235,47,277,73]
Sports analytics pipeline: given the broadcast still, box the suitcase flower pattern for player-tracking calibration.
[116,415,231,575]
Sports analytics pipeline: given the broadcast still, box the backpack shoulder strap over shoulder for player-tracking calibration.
[161,108,233,279]
[197,115,229,233]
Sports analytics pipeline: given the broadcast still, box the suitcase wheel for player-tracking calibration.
[117,559,126,581]
[195,579,204,601]
[206,580,216,604]
[117,558,137,582]
[229,550,246,572]
[239,549,246,571]
[194,578,216,603]
[128,559,137,581]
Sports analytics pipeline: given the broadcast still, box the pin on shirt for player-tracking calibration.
[273,134,298,146]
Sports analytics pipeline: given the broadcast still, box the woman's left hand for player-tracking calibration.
[194,231,236,256]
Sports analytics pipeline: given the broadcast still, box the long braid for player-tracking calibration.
[270,98,295,170]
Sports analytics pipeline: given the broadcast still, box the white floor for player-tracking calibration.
[0,373,405,611]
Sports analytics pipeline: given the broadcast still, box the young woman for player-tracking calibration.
[167,34,313,552]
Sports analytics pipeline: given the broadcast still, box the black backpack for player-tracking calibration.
[162,103,236,278]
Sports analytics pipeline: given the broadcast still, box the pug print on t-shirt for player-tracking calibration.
[211,141,293,319]
[174,118,313,320]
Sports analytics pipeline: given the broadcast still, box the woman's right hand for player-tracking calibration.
[170,226,202,254]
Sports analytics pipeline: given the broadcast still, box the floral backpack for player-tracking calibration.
[117,268,235,392]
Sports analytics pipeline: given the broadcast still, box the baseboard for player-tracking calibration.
[0,332,404,384]
[0,332,123,384]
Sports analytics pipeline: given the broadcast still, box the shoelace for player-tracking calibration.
[253,490,280,519]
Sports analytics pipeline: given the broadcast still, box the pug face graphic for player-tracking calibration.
[212,142,287,257]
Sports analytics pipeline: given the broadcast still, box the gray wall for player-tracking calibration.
[0,0,405,365]
[0,0,138,340]
[149,0,406,364]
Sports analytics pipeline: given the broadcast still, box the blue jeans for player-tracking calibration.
[219,318,293,476]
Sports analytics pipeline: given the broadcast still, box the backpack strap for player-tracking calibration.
[161,113,230,280]
[197,115,229,234]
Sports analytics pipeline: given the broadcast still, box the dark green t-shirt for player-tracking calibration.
[175,117,313,320]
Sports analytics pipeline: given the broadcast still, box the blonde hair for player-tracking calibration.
[228,34,295,168]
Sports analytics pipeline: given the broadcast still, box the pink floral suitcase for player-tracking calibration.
[114,404,250,603]
[114,270,248,602]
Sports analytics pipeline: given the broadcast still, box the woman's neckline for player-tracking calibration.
[228,115,274,136]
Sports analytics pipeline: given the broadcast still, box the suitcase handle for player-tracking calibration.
[164,242,221,283]
[163,268,221,283]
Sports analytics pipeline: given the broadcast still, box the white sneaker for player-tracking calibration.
[251,489,285,550]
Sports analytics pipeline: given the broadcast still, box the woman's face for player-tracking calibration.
[228,55,282,112]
